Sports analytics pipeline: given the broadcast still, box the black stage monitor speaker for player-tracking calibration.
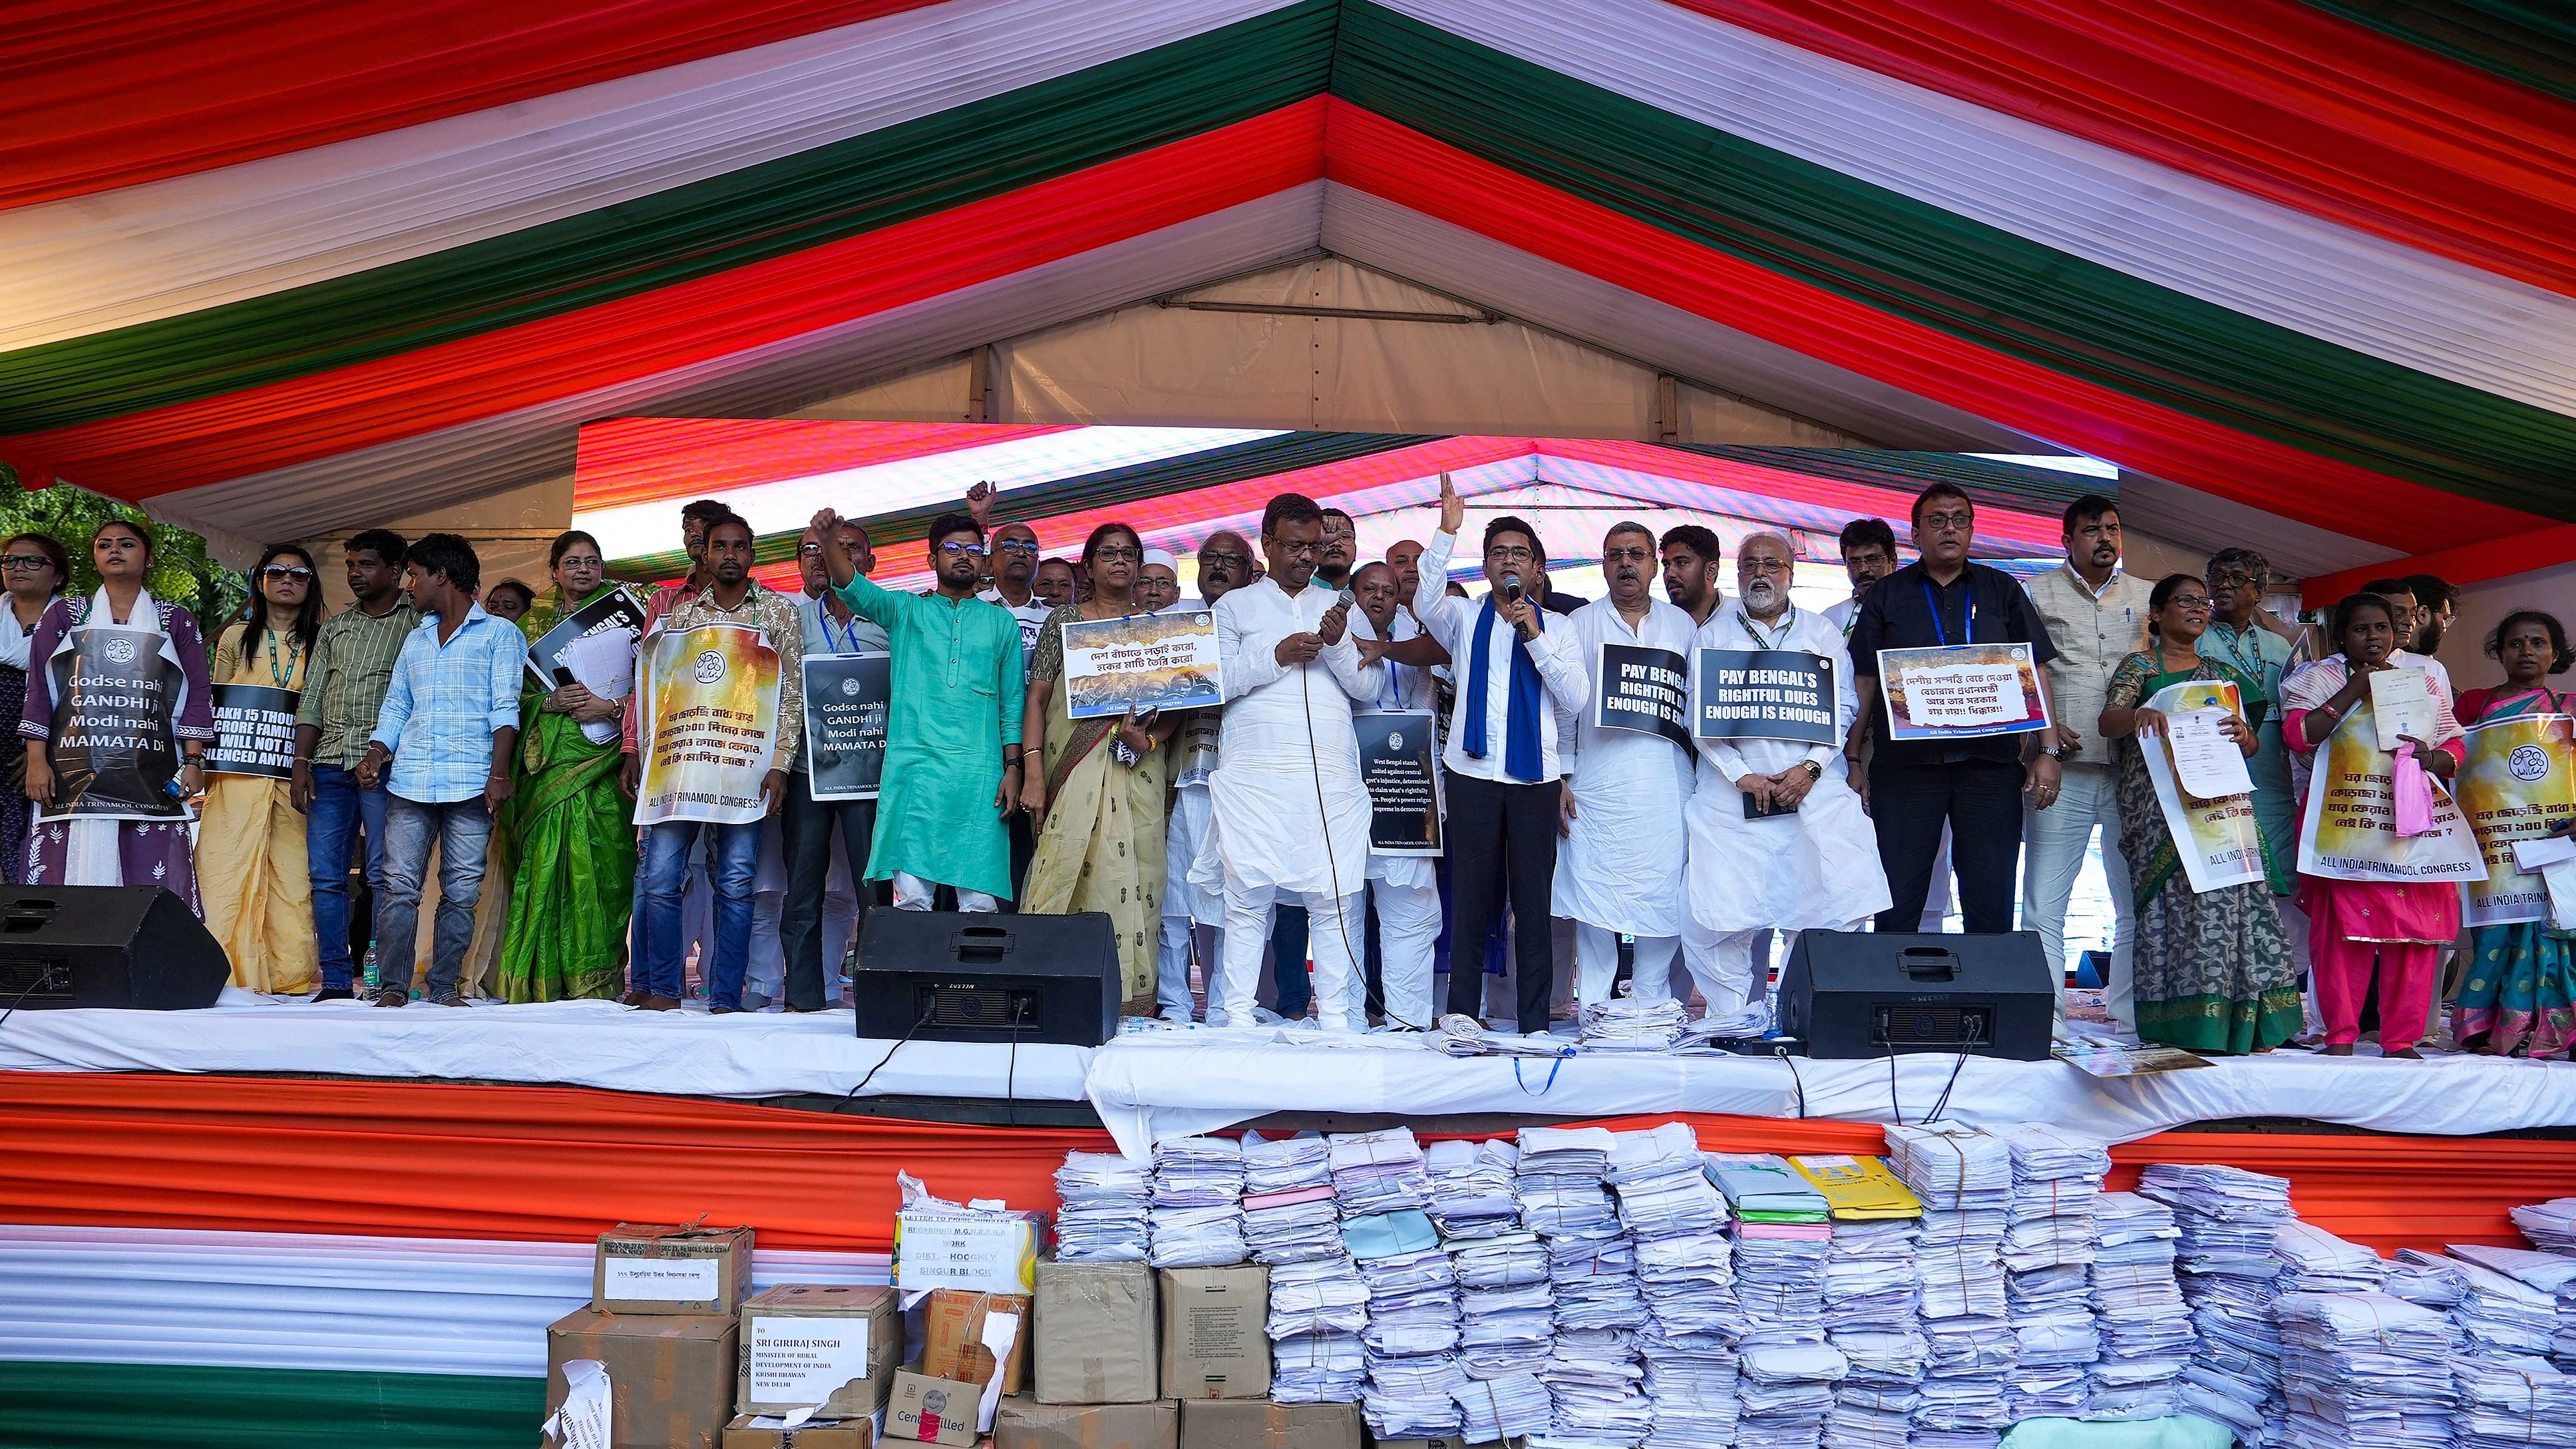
[851,909,1120,1047]
[1779,930,2056,1062]
[0,886,230,1010]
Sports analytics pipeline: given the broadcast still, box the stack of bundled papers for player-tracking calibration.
[1684,998,1773,1044]
[2382,1251,2470,1311]
[1814,1217,1925,1447]
[1269,1252,1370,1404]
[1733,1221,1833,1346]
[1328,1128,1434,1217]
[2512,1198,2576,1255]
[1886,1129,2016,1449]
[1992,1127,2106,1422]
[2085,1192,2191,1422]
[1453,1232,1555,1378]
[1735,1341,1848,1449]
[1580,994,1686,1052]
[1549,1233,1649,1334]
[1886,1125,2015,1216]
[2272,1221,2388,1295]
[1150,1136,1246,1267]
[1360,1349,1465,1440]
[1272,1327,1368,1406]
[2451,1245,2576,1368]
[1611,1125,1740,1337]
[1917,1315,2018,1443]
[2443,1253,2561,1361]
[2454,1354,2576,1448]
[1424,1139,1521,1240]
[1450,1370,1553,1444]
[1636,1325,1740,1449]
[2139,1162,2295,1448]
[1053,1150,1150,1261]
[1541,1328,1656,1444]
[1518,1127,1622,1237]
[2274,1291,2457,1449]
[1242,1136,1344,1265]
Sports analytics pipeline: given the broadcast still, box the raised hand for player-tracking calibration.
[1438,471,1464,535]
[965,481,996,530]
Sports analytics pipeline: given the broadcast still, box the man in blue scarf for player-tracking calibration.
[1409,473,1592,1035]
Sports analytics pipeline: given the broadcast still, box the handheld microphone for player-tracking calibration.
[1500,572,1523,603]
[1336,588,1356,610]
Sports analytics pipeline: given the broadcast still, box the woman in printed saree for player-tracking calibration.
[1018,522,1179,1008]
[19,520,215,904]
[2281,592,2465,1059]
[495,531,634,1002]
[199,544,323,991]
[2097,574,2300,1054]
[2455,609,2575,1058]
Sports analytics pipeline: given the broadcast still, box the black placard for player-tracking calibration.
[804,652,891,801]
[1694,648,1836,744]
[43,625,186,821]
[1594,642,1694,751]
[207,684,300,780]
[1355,709,1440,855]
[524,586,647,688]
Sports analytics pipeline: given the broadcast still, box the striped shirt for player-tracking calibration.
[294,600,421,769]
[368,605,525,803]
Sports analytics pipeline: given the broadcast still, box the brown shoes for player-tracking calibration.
[371,988,408,1008]
[634,994,682,1012]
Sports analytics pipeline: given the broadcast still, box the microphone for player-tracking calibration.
[1500,572,1523,603]
[1336,588,1356,610]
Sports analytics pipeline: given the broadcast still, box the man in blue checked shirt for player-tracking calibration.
[357,533,523,1008]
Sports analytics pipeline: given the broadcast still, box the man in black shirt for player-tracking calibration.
[1845,483,2062,933]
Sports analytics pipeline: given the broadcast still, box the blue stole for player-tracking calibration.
[1463,596,1545,782]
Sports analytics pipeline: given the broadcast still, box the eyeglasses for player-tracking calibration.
[1485,545,1535,564]
[996,539,1039,556]
[1919,511,1974,531]
[2170,596,2213,612]
[2207,570,2261,590]
[1093,546,1142,564]
[1602,546,1654,565]
[1738,557,1792,575]
[1200,550,1250,569]
[1273,540,1322,558]
[261,565,314,582]
[0,556,52,572]
[935,540,987,557]
[797,542,825,557]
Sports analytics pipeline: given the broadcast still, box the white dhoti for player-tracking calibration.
[1575,923,1682,1006]
[1368,853,1441,1029]
[1157,784,1222,1020]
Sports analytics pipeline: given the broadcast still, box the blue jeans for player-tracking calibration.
[305,763,389,990]
[376,794,494,998]
[638,819,760,1007]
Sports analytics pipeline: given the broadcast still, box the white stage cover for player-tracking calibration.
[4,992,2574,1156]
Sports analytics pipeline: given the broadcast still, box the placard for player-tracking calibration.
[1355,709,1441,856]
[803,652,890,802]
[2135,678,2267,894]
[747,1317,873,1405]
[39,622,188,823]
[635,623,781,827]
[2295,702,2487,885]
[2458,714,2576,926]
[1594,642,1693,751]
[1170,710,1220,789]
[1059,610,1222,720]
[206,684,299,780]
[1877,642,2050,740]
[524,585,646,688]
[892,1213,1040,1297]
[1694,648,1837,744]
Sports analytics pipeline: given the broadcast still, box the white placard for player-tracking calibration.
[562,628,638,745]
[2163,707,2256,801]
[2369,666,2434,751]
[748,1316,872,1404]
[894,1213,1035,1297]
[1907,662,2024,727]
[601,1255,720,1302]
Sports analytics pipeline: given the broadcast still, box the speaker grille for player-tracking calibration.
[0,958,73,1002]
[920,984,1038,1030]
[1873,1003,1991,1048]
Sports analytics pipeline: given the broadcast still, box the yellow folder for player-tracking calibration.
[1789,1154,1925,1221]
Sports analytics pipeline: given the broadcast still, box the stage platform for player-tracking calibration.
[6,990,2575,1156]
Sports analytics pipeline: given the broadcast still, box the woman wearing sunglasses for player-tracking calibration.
[199,545,325,992]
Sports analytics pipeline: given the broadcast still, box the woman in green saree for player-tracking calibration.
[496,530,635,1002]
[2097,573,2302,1054]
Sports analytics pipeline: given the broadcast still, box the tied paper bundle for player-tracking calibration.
[1610,1125,1741,1337]
[2513,1198,2576,1255]
[1269,1254,1370,1339]
[1328,1128,1434,1218]
[2138,1162,2295,1448]
[1917,1317,2018,1445]
[1242,1132,1332,1195]
[1909,1188,2014,1443]
[1241,1134,1342,1265]
[1271,1325,1367,1406]
[2452,1244,2576,1372]
[1451,1370,1553,1444]
[1579,995,1686,1052]
[1516,1126,1621,1238]
[1357,1241,1464,1439]
[1998,1126,2107,1422]
[1732,1221,1833,1346]
[1452,1231,1555,1378]
[1053,1151,1150,1262]
[1541,1327,1656,1447]
[1360,1350,1466,1440]
[2273,1291,2459,1449]
[2382,1253,2470,1311]
[2430,1251,2561,1362]
[1819,1218,1926,1449]
[1736,1341,1849,1449]
[1423,1138,1521,1240]
[1637,1321,1742,1449]
[2454,1354,2576,1448]
[1549,1233,1649,1335]
[1149,1136,1246,1268]
[2272,1221,2388,1296]
[2085,1191,2192,1422]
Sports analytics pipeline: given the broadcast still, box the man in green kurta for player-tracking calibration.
[813,507,1025,906]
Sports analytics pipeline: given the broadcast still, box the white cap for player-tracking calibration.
[1143,548,1180,573]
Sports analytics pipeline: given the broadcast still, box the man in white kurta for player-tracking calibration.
[1552,524,1702,1007]
[1196,499,1383,1031]
[1684,532,1891,1014]
[1348,562,1444,1028]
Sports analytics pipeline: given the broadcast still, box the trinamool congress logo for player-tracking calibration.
[2509,743,2552,783]
[692,650,726,685]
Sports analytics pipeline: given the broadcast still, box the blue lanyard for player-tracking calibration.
[819,607,860,656]
[1923,577,1970,647]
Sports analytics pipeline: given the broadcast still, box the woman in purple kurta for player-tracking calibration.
[17,522,215,911]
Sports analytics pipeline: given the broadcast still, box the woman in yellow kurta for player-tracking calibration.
[1019,523,1178,1008]
[199,544,321,992]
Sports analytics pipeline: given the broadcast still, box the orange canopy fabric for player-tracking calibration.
[1,1073,2567,1253]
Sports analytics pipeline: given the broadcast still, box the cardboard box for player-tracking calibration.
[739,1283,903,1418]
[1155,1267,1269,1401]
[721,1415,876,1449]
[546,1306,739,1449]
[886,1368,983,1447]
[920,1289,1030,1397]
[595,1223,755,1315]
[995,1397,1179,1449]
[1177,1399,1360,1449]
[1033,1260,1157,1404]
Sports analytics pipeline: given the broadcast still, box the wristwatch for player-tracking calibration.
[1799,760,1823,781]
[2040,744,2064,759]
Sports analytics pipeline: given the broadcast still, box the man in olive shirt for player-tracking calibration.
[289,530,419,1000]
